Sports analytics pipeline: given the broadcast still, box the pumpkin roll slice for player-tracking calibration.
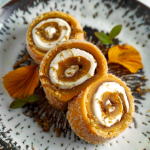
[39,40,108,110]
[67,74,134,144]
[26,11,84,64]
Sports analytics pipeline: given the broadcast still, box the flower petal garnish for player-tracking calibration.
[108,44,143,73]
[2,65,39,99]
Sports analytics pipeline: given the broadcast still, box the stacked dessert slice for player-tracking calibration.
[67,74,134,144]
[26,11,134,144]
[26,11,84,64]
[39,40,107,110]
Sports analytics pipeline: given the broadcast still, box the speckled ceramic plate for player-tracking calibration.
[0,0,150,150]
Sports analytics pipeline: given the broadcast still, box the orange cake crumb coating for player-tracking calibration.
[44,89,67,111]
[26,11,84,64]
[67,74,134,144]
[39,40,108,110]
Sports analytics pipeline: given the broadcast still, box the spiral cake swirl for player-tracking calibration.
[26,11,84,64]
[32,18,71,51]
[93,82,129,127]
[49,48,97,89]
[67,74,134,144]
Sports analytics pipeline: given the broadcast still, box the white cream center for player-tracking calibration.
[93,82,129,127]
[49,48,97,89]
[65,65,79,78]
[45,27,56,39]
[106,100,115,113]
[32,18,71,51]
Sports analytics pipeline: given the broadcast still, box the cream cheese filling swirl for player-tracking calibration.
[93,82,129,127]
[49,48,97,89]
[32,18,71,51]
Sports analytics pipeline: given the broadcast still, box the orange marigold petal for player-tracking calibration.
[2,65,39,99]
[108,44,143,73]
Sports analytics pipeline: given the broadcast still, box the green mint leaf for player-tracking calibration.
[94,32,110,45]
[27,94,42,103]
[109,39,113,44]
[9,99,26,109]
[109,25,122,40]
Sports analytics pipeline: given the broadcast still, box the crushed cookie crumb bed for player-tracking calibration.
[53,128,61,137]
[13,54,30,68]
[135,83,150,95]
